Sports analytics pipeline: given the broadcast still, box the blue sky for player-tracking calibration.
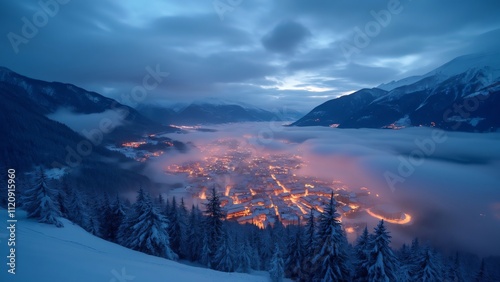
[2,0,500,111]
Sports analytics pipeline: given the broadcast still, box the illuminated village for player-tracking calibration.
[165,138,412,230]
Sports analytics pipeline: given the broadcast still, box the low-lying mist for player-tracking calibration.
[145,122,500,256]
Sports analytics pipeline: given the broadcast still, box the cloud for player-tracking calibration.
[1,0,500,112]
[46,108,125,134]
[261,20,311,54]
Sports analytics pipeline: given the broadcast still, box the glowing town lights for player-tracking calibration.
[122,141,146,148]
[345,227,355,233]
[305,184,314,188]
[376,194,379,197]
[225,185,231,197]
[199,190,207,200]
[271,174,290,193]
[366,209,412,225]
[250,189,256,196]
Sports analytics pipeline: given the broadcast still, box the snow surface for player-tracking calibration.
[377,51,500,91]
[0,209,271,282]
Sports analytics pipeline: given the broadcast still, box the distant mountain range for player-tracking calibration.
[136,100,303,125]
[292,52,500,132]
[0,67,176,191]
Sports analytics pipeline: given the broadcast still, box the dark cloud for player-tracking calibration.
[261,20,311,54]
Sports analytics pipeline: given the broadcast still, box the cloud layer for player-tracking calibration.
[2,1,500,111]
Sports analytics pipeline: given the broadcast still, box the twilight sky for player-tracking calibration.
[1,0,500,111]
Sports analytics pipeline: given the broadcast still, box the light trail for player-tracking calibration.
[366,208,412,225]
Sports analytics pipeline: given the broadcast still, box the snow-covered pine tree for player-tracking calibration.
[234,236,253,273]
[366,220,399,282]
[118,188,176,260]
[66,185,87,227]
[56,179,70,218]
[82,191,102,237]
[98,193,112,240]
[269,243,285,282]
[200,232,212,268]
[312,193,350,282]
[285,222,304,279]
[184,204,202,261]
[22,168,63,227]
[213,227,234,272]
[102,195,126,242]
[250,228,262,270]
[412,246,442,282]
[156,194,165,209]
[396,243,413,282]
[203,187,225,263]
[167,196,183,256]
[353,226,370,282]
[445,252,465,282]
[301,207,318,280]
[178,197,189,258]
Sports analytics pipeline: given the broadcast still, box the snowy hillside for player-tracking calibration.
[378,51,500,91]
[0,209,270,282]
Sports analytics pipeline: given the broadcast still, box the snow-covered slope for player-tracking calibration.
[0,209,270,282]
[378,51,500,91]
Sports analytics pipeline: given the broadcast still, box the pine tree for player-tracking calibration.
[82,191,102,237]
[57,179,71,218]
[118,188,176,259]
[167,196,183,256]
[22,169,63,227]
[445,252,464,282]
[397,244,413,282]
[353,226,370,282]
[285,223,304,279]
[475,258,488,282]
[301,208,318,280]
[184,204,202,261]
[66,186,86,227]
[213,228,234,272]
[366,220,399,282]
[236,239,253,273]
[102,195,126,242]
[313,193,350,282]
[204,187,225,263]
[412,246,441,282]
[269,244,285,282]
[200,232,212,268]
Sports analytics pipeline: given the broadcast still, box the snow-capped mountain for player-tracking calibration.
[293,52,500,132]
[378,52,500,91]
